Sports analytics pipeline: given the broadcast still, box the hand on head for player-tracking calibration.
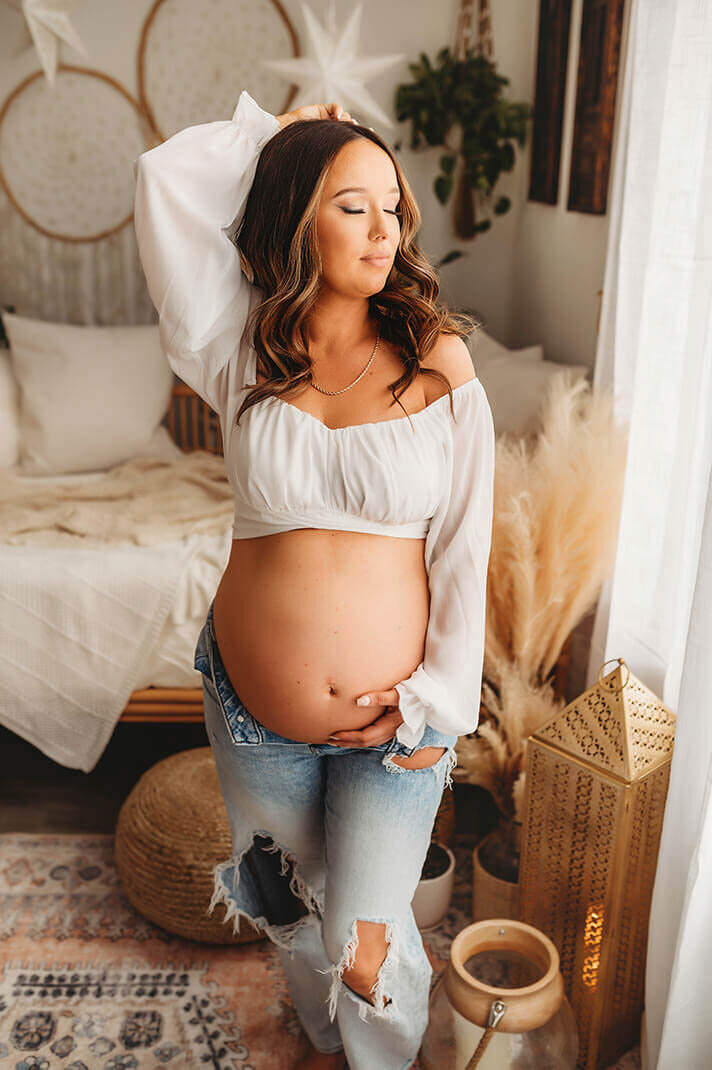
[277,102,369,129]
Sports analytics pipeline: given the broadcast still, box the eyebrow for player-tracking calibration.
[331,186,400,197]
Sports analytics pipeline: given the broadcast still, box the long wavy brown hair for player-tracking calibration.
[234,116,480,429]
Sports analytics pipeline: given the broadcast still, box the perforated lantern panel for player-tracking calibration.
[518,663,675,1069]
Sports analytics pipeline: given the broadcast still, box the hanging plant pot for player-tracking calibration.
[453,161,476,239]
[413,841,456,931]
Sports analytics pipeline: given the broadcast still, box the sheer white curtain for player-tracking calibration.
[587,0,712,1066]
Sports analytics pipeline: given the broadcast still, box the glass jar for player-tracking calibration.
[420,919,578,1069]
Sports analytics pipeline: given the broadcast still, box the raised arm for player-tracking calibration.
[394,376,495,748]
[132,90,280,417]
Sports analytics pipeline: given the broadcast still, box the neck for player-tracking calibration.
[304,292,375,355]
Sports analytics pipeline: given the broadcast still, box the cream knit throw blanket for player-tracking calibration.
[0,452,234,546]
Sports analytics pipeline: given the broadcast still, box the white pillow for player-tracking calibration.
[470,345,591,437]
[8,424,184,482]
[470,327,544,364]
[139,423,184,460]
[1,313,174,475]
[0,350,20,467]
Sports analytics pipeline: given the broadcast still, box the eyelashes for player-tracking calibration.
[340,208,400,216]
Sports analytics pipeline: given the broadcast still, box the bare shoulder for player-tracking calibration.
[420,332,477,405]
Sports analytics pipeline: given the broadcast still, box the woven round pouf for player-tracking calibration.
[114,746,265,945]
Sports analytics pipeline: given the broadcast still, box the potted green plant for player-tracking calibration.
[394,46,532,255]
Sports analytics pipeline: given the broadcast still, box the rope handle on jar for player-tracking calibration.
[465,998,507,1068]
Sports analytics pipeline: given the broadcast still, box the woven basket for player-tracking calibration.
[114,746,265,945]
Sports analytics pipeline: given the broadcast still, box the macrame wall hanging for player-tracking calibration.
[0,65,145,243]
[451,0,494,239]
[453,0,494,63]
[137,0,299,145]
[0,0,300,325]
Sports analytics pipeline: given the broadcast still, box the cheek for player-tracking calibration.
[317,216,363,268]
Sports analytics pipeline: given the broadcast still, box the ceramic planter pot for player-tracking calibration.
[472,820,521,922]
[413,842,456,930]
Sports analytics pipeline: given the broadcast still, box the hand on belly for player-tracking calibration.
[327,686,404,748]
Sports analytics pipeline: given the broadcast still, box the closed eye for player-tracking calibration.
[340,208,400,215]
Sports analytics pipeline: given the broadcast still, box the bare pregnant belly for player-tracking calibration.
[212,529,430,744]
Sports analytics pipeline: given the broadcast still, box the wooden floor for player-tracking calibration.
[0,721,210,834]
[0,722,497,837]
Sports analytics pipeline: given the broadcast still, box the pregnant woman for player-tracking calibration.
[133,90,495,1070]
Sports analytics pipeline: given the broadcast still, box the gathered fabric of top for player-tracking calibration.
[132,89,496,750]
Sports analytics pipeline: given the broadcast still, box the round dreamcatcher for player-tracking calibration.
[137,0,301,143]
[0,64,146,243]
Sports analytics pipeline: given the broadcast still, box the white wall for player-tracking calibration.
[506,0,629,368]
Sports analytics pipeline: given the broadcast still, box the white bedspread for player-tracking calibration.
[0,453,234,773]
[134,530,232,689]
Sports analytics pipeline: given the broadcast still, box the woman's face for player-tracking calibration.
[315,138,401,297]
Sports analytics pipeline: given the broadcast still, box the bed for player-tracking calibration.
[0,364,236,771]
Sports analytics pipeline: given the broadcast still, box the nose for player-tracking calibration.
[369,208,393,241]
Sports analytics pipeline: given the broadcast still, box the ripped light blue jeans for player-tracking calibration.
[194,599,458,1070]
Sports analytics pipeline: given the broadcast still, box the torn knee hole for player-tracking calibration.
[390,745,447,770]
[205,830,323,952]
[341,920,388,1000]
[322,919,399,1022]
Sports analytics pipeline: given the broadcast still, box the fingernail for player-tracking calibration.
[328,735,339,740]
[356,696,370,706]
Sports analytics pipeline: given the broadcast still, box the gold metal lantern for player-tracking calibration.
[518,658,676,1070]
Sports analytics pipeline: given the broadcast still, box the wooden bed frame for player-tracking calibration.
[119,381,571,723]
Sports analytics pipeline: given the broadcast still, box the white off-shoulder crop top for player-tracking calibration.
[133,89,495,750]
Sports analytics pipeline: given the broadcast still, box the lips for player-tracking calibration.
[361,254,391,264]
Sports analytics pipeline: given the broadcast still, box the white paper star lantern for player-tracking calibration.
[260,0,404,129]
[19,0,89,88]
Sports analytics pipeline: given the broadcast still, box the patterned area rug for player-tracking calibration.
[0,832,641,1069]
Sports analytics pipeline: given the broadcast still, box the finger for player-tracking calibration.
[326,103,356,124]
[355,688,400,708]
[331,709,399,745]
[329,732,391,747]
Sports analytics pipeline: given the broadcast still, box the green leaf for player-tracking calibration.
[434,174,453,204]
[440,154,456,175]
[438,249,464,266]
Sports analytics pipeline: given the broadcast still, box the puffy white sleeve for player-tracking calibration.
[132,90,280,417]
[394,377,495,749]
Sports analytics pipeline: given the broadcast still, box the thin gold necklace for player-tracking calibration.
[310,327,381,396]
